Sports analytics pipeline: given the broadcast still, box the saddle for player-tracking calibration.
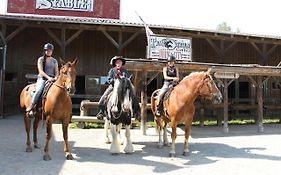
[163,81,178,101]
[26,81,54,112]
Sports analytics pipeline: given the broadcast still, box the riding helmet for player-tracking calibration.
[110,56,126,66]
[167,54,176,62]
[43,43,54,50]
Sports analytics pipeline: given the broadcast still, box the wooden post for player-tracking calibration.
[257,76,264,133]
[61,28,66,59]
[223,79,229,133]
[140,71,147,135]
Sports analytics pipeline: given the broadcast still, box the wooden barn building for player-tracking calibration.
[1,0,281,132]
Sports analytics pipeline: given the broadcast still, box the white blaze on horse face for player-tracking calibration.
[123,89,131,112]
[111,79,120,112]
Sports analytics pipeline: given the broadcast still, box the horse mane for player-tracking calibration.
[117,77,133,100]
[181,71,206,82]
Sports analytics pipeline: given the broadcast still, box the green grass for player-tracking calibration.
[70,118,280,129]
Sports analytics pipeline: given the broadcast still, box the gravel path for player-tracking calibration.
[0,115,280,175]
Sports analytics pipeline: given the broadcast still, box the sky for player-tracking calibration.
[0,0,281,36]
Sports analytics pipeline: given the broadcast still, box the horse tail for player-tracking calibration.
[150,89,160,113]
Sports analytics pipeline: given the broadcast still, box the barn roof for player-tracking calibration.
[1,13,281,42]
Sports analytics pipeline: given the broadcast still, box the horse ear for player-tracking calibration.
[72,58,78,66]
[206,68,212,75]
[59,58,65,66]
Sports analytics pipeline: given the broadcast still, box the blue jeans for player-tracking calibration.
[31,77,46,105]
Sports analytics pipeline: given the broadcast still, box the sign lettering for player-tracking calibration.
[35,0,94,12]
[147,34,192,61]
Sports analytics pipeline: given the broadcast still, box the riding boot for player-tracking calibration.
[155,103,163,117]
[96,105,106,120]
[133,110,141,121]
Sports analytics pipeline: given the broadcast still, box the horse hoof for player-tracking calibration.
[183,151,189,156]
[26,147,32,152]
[111,153,119,156]
[164,143,170,147]
[157,144,164,149]
[169,153,176,157]
[66,153,74,160]
[43,154,52,161]
[34,144,40,149]
[105,141,111,144]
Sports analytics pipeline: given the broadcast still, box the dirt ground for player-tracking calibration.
[0,115,280,175]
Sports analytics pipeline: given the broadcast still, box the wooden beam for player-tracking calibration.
[267,44,278,56]
[65,28,84,46]
[206,39,220,54]
[140,71,147,135]
[101,29,119,48]
[251,42,263,56]
[256,76,264,133]
[44,27,61,46]
[223,79,229,133]
[147,72,159,86]
[61,28,66,59]
[6,25,26,43]
[247,75,258,87]
[120,32,140,50]
[225,41,237,53]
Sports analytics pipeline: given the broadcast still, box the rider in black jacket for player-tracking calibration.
[96,56,141,120]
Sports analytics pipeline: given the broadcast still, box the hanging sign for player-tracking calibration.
[214,72,240,79]
[35,0,94,12]
[147,34,192,61]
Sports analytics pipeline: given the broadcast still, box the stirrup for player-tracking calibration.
[155,110,161,117]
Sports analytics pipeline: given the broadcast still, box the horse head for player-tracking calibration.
[114,75,133,113]
[197,68,222,104]
[59,58,78,95]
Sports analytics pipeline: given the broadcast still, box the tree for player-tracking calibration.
[216,22,232,32]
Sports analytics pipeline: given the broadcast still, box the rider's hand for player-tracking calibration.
[173,77,179,82]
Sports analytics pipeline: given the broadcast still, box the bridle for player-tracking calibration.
[198,74,215,97]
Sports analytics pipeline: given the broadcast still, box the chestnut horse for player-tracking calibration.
[19,59,77,160]
[151,69,222,157]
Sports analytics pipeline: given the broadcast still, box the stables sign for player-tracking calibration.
[147,34,192,61]
[35,0,94,12]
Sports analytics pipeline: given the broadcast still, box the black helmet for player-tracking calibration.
[43,43,54,50]
[110,56,126,66]
[167,55,176,62]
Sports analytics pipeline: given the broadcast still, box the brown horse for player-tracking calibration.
[19,59,78,160]
[151,69,222,157]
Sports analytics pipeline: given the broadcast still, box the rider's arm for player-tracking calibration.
[38,57,53,81]
[107,68,115,85]
[163,67,178,81]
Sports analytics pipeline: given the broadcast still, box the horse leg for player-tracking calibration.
[124,125,134,153]
[62,119,73,160]
[156,125,164,148]
[169,126,177,157]
[110,124,121,154]
[104,118,111,144]
[163,125,170,147]
[24,113,32,152]
[33,116,41,149]
[43,118,52,161]
[183,125,191,156]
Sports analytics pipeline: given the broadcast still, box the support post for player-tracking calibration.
[223,79,229,133]
[140,71,147,135]
[257,76,264,133]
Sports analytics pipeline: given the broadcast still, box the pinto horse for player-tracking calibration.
[104,76,134,154]
[151,69,222,157]
[19,59,78,160]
